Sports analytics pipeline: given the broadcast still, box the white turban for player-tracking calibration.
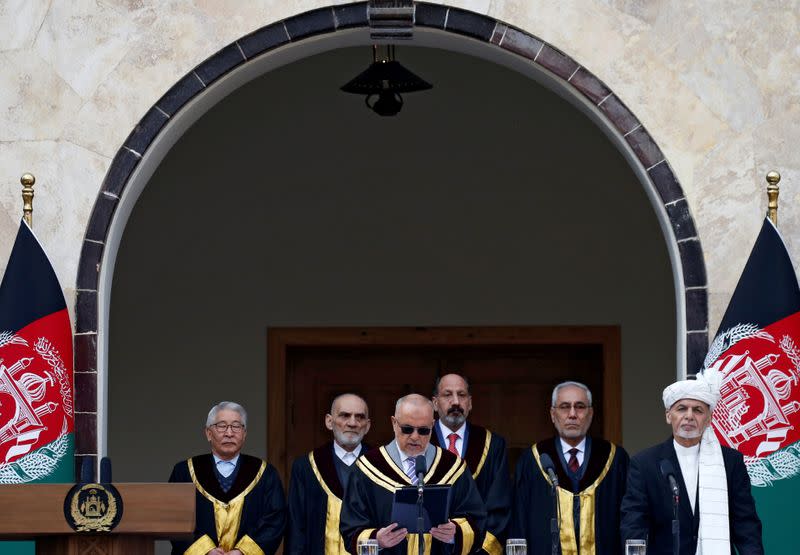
[662,366,722,410]
[663,366,730,554]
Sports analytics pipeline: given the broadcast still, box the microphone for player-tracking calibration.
[659,459,680,497]
[414,454,427,493]
[659,459,681,555]
[539,453,559,488]
[100,456,112,483]
[80,457,94,483]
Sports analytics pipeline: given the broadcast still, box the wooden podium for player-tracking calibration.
[0,482,195,554]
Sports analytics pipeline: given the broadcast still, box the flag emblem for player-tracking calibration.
[706,319,800,486]
[704,218,800,488]
[0,220,73,484]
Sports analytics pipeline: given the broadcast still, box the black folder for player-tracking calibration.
[389,485,453,531]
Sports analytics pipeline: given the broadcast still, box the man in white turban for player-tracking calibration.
[620,370,763,554]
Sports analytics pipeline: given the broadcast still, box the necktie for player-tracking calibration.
[406,457,418,485]
[447,433,459,455]
[567,448,580,474]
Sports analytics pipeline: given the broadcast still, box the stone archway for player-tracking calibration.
[70,2,707,468]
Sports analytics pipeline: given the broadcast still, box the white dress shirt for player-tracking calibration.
[437,420,467,456]
[334,441,362,466]
[213,453,240,477]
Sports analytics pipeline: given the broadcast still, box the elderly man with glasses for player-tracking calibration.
[340,393,486,555]
[511,381,629,554]
[169,401,287,555]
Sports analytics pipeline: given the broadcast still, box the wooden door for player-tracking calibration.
[268,327,620,483]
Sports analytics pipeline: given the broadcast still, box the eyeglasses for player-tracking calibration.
[554,403,590,413]
[398,424,432,436]
[210,422,245,433]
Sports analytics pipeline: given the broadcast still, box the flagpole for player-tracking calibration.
[766,170,780,227]
[21,172,35,227]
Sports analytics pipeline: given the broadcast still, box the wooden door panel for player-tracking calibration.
[268,327,621,483]
[287,347,438,465]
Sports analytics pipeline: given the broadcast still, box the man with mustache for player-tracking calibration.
[286,393,371,554]
[169,401,286,555]
[340,394,487,554]
[620,372,763,554]
[511,381,629,554]
[430,373,511,555]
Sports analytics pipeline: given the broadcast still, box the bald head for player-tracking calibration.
[395,394,434,418]
[392,394,435,456]
[331,393,369,417]
[326,393,370,451]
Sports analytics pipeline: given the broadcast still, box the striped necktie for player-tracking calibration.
[568,448,580,474]
[405,457,418,485]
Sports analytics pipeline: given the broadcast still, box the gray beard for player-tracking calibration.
[333,430,363,450]
[441,412,466,429]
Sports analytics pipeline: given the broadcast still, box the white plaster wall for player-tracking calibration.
[1,1,798,355]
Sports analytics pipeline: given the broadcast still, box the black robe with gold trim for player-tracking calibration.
[169,453,287,555]
[340,445,487,555]
[431,423,511,555]
[286,441,365,554]
[510,438,629,555]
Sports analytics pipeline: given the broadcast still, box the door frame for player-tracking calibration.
[267,325,621,480]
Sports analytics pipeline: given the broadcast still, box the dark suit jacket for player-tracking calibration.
[620,437,763,554]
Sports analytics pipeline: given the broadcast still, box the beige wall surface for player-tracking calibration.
[0,1,798,479]
[1,1,797,334]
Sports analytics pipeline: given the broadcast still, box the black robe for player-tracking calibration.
[511,437,629,555]
[432,422,511,555]
[169,453,287,555]
[287,442,364,554]
[340,445,487,555]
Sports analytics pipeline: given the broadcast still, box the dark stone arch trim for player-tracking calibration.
[73,1,707,464]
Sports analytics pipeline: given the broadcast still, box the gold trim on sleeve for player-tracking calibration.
[183,534,216,555]
[481,530,502,555]
[452,517,474,555]
[406,533,433,555]
[235,534,266,555]
[357,528,377,545]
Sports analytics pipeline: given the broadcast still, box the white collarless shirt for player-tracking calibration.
[334,441,362,466]
[674,440,700,513]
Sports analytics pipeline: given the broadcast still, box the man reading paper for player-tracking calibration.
[340,394,486,554]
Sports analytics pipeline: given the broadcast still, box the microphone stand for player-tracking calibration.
[417,474,425,555]
[671,485,679,555]
[549,481,559,555]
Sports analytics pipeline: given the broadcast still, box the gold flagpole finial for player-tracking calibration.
[766,170,780,227]
[21,173,35,227]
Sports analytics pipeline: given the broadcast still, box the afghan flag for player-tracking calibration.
[0,218,74,478]
[703,217,800,552]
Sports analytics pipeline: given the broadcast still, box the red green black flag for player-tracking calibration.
[704,217,800,552]
[0,219,74,484]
